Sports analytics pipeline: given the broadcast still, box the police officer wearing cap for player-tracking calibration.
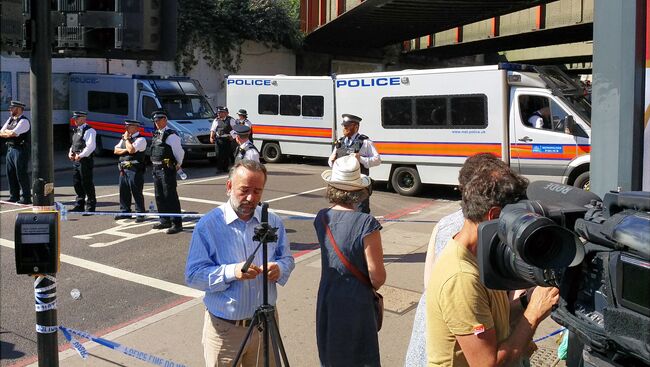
[328,113,381,213]
[114,119,147,222]
[233,124,260,163]
[209,106,237,172]
[68,111,97,213]
[234,108,253,142]
[150,111,184,234]
[0,100,31,204]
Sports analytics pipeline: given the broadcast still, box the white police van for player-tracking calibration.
[69,73,215,160]
[227,63,592,195]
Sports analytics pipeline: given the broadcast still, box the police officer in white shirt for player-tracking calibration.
[114,119,148,222]
[0,100,31,204]
[233,124,260,163]
[328,114,380,213]
[68,111,97,213]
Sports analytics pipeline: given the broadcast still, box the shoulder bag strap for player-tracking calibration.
[320,213,372,288]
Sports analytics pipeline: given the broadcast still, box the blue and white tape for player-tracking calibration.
[34,275,57,313]
[533,327,566,343]
[60,325,188,367]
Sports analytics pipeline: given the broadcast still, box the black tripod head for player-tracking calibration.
[253,202,278,243]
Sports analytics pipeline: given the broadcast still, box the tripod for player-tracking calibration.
[232,203,290,367]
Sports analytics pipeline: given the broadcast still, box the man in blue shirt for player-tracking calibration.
[185,159,295,367]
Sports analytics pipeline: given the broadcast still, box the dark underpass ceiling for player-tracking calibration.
[305,0,557,51]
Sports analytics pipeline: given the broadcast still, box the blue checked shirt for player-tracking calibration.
[185,201,295,320]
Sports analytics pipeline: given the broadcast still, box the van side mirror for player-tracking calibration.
[565,115,588,138]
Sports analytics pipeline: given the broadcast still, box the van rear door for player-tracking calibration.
[510,89,581,181]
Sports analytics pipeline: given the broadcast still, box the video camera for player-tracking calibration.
[477,181,650,366]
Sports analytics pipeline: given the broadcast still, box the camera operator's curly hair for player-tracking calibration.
[326,185,369,206]
[460,161,528,223]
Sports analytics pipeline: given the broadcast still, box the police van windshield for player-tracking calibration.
[159,96,214,120]
[561,95,591,127]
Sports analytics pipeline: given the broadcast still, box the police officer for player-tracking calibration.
[233,124,260,163]
[328,113,381,213]
[114,119,147,222]
[209,107,236,172]
[0,100,31,204]
[150,111,184,234]
[68,111,97,214]
[235,108,253,142]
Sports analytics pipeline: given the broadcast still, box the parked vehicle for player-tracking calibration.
[69,73,215,160]
[227,63,592,195]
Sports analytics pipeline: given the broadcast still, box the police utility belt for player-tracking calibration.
[118,160,141,170]
[151,158,177,168]
[6,140,27,148]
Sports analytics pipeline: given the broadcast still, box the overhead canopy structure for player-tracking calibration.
[305,0,555,51]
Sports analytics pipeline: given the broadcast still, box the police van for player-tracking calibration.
[69,73,216,160]
[227,63,592,195]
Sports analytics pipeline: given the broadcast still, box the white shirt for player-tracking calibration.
[527,114,544,129]
[238,141,260,162]
[230,118,252,139]
[114,132,147,153]
[210,116,237,136]
[68,123,96,158]
[328,133,381,169]
[158,126,185,166]
[1,115,30,136]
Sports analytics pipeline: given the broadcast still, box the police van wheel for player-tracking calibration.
[262,142,282,163]
[391,167,422,196]
[573,172,590,191]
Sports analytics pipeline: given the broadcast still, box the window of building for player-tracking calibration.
[302,95,324,117]
[88,91,129,115]
[280,95,301,116]
[258,94,278,115]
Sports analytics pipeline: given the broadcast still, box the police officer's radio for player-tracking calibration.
[14,212,60,274]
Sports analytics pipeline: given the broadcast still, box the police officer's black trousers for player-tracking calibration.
[215,137,233,172]
[119,166,145,214]
[5,145,31,201]
[152,165,182,227]
[73,157,96,209]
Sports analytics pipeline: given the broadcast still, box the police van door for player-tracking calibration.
[509,90,579,182]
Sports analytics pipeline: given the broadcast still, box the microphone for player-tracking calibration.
[526,181,601,208]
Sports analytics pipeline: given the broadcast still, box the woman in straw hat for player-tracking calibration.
[314,155,386,367]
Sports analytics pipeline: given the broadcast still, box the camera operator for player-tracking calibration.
[426,164,560,366]
[184,160,295,367]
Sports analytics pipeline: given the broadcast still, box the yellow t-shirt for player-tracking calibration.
[426,239,510,367]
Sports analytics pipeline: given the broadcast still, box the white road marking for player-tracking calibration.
[0,238,203,298]
[266,187,325,203]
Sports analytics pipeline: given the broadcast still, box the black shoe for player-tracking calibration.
[114,214,132,220]
[152,222,172,230]
[166,226,183,234]
[7,197,19,203]
[69,206,84,212]
[135,216,146,223]
[17,198,32,205]
[82,207,95,216]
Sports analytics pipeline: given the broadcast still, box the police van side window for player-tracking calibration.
[259,94,278,115]
[302,95,324,117]
[382,95,486,129]
[88,91,129,115]
[280,95,301,116]
[142,95,158,118]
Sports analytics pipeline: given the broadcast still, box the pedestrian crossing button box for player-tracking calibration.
[14,212,59,274]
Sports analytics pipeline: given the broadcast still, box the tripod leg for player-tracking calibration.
[232,316,260,367]
[267,313,290,366]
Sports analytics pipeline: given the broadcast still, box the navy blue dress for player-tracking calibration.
[314,208,382,367]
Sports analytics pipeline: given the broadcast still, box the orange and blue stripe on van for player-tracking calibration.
[70,119,154,137]
[251,124,332,139]
[374,141,590,160]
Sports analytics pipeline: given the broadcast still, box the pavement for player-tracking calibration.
[0,149,118,179]
[1,151,566,367]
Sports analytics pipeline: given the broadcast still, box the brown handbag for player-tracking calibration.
[321,214,384,331]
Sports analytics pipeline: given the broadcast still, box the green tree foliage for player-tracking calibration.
[175,0,303,75]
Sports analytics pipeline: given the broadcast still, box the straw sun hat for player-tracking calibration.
[321,155,371,191]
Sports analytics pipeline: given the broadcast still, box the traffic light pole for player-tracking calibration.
[30,0,58,365]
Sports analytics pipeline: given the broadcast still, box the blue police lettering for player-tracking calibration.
[70,76,99,84]
[336,77,401,88]
[227,79,271,86]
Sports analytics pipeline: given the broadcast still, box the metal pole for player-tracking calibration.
[30,0,57,365]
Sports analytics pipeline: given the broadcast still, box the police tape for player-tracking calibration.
[59,325,188,367]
